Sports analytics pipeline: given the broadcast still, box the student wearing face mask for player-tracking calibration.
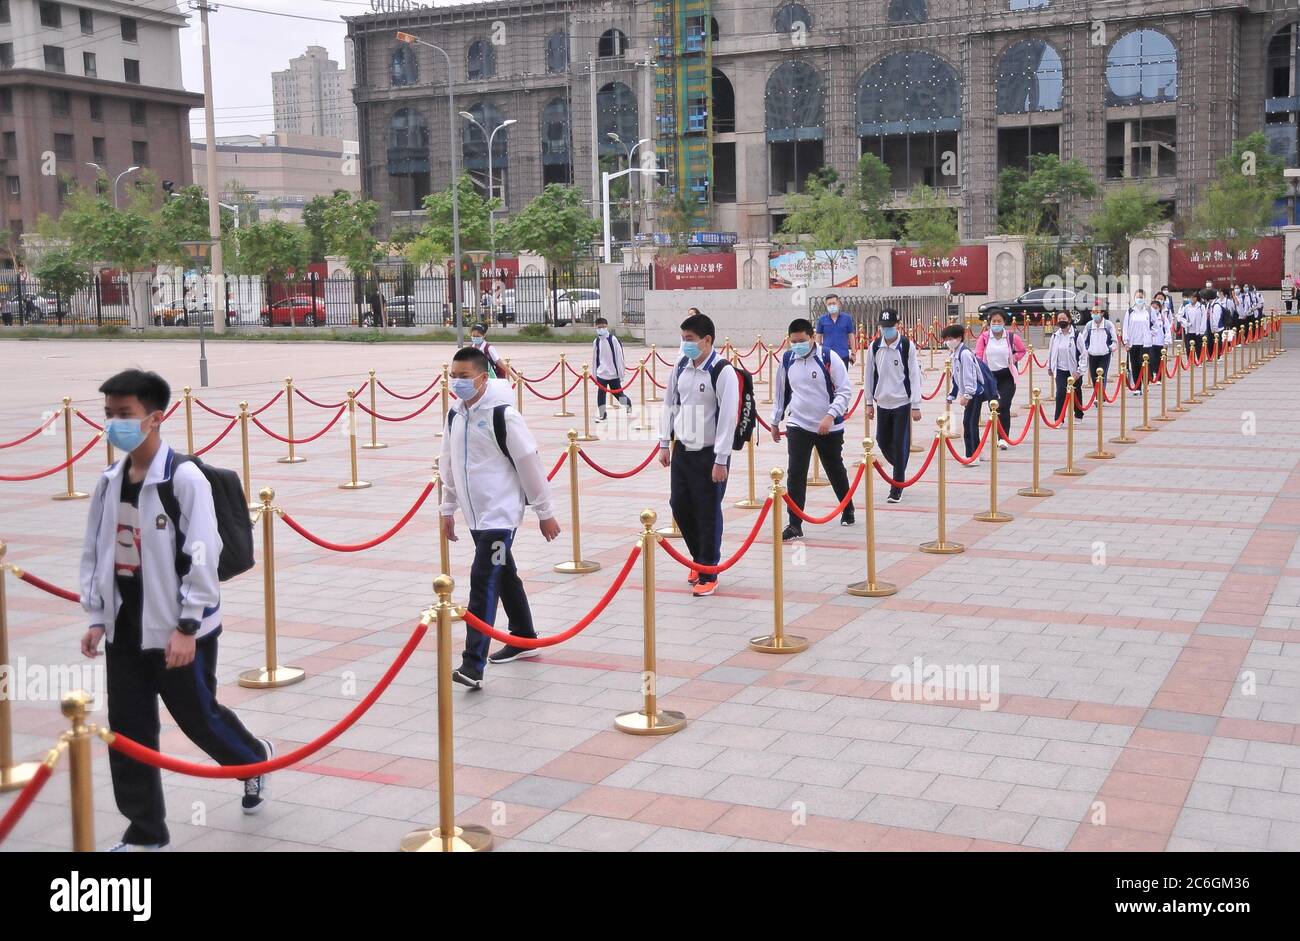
[1148,292,1171,384]
[440,347,561,690]
[863,308,923,503]
[591,317,633,423]
[815,293,856,366]
[1209,289,1229,351]
[1049,313,1086,422]
[79,369,272,851]
[974,310,1026,451]
[1121,292,1153,395]
[1178,292,1208,359]
[942,323,986,465]
[469,323,508,380]
[1079,307,1118,391]
[772,317,854,539]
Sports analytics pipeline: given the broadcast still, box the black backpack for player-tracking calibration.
[673,354,755,451]
[157,453,255,582]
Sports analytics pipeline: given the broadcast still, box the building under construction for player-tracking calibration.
[345,0,1300,241]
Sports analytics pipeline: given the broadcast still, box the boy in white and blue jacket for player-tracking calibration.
[942,323,984,463]
[592,317,634,422]
[79,369,270,851]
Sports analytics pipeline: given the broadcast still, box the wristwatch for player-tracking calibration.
[177,618,201,637]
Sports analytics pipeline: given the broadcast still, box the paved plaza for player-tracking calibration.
[2,335,1299,852]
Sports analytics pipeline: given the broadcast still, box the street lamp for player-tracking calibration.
[85,163,140,209]
[607,134,650,247]
[460,112,515,269]
[602,165,667,264]
[178,239,215,388]
[397,30,465,346]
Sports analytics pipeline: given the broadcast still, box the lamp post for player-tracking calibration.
[178,239,215,388]
[603,166,667,264]
[607,134,650,247]
[85,163,140,209]
[459,112,514,270]
[397,31,464,347]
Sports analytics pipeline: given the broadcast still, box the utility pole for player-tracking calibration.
[589,55,599,221]
[194,1,225,334]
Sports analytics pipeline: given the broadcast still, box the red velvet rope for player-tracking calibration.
[1077,379,1100,412]
[279,482,434,552]
[355,393,440,422]
[0,760,53,846]
[658,498,772,575]
[0,411,60,448]
[194,390,285,419]
[194,398,236,419]
[546,450,568,481]
[921,372,946,401]
[251,407,345,444]
[844,389,865,419]
[578,443,659,479]
[294,387,347,409]
[194,418,239,456]
[461,543,641,648]
[581,366,641,396]
[0,432,101,481]
[1037,401,1068,429]
[15,569,81,602]
[1000,408,1034,447]
[75,410,104,431]
[104,618,429,778]
[945,418,996,465]
[783,462,865,524]
[565,361,586,378]
[163,401,182,420]
[871,436,941,489]
[515,361,561,384]
[524,374,584,402]
[376,378,439,400]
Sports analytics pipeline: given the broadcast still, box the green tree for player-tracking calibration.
[997,155,1098,237]
[231,219,308,283]
[320,191,381,280]
[855,152,894,239]
[501,184,601,264]
[653,189,696,253]
[32,245,91,298]
[1186,132,1286,283]
[419,175,495,255]
[157,184,234,266]
[1086,183,1163,275]
[301,193,333,262]
[780,175,872,285]
[901,185,959,285]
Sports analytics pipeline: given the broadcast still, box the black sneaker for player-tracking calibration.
[840,510,856,527]
[781,525,803,542]
[489,644,540,664]
[452,669,483,691]
[887,488,903,504]
[241,738,273,815]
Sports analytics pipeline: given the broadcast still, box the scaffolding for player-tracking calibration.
[654,0,713,227]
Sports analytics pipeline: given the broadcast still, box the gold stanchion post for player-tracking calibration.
[361,369,387,449]
[401,575,494,851]
[975,403,1013,522]
[847,439,896,597]
[1112,359,1137,440]
[1054,377,1087,476]
[734,432,762,509]
[238,488,305,689]
[920,417,965,553]
[615,511,687,735]
[808,448,829,487]
[238,401,255,508]
[554,353,575,418]
[941,361,958,437]
[553,430,600,574]
[1017,388,1054,498]
[1088,369,1117,456]
[52,396,90,501]
[1155,350,1172,422]
[183,385,194,454]
[650,345,662,402]
[62,690,94,852]
[436,363,449,437]
[1212,335,1224,390]
[432,460,451,577]
[577,365,598,442]
[1135,354,1155,431]
[750,468,809,653]
[278,377,307,464]
[105,434,114,468]
[338,390,372,490]
[763,344,775,405]
[0,544,40,791]
[1199,338,1213,395]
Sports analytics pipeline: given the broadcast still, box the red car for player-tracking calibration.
[260,295,325,326]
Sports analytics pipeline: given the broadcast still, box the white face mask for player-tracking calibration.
[944,338,960,352]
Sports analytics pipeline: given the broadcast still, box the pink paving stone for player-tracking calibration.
[1213,718,1297,744]
[632,794,733,830]
[1090,796,1183,835]
[872,829,975,852]
[1099,771,1193,808]
[533,751,626,785]
[572,730,661,761]
[788,604,863,632]
[454,799,548,838]
[787,816,890,852]
[1068,824,1170,853]
[724,650,789,670]
[560,786,660,820]
[299,747,399,775]
[669,679,746,703]
[1068,703,1146,727]
[966,839,1042,852]
[1124,728,1209,756]
[811,676,869,697]
[707,804,800,843]
[1159,674,1235,698]
[1111,748,1204,781]
[456,765,525,798]
[376,756,442,789]
[1001,695,1077,719]
[1150,690,1230,716]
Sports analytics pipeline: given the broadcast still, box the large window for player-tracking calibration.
[53,133,73,159]
[712,67,735,133]
[129,99,145,125]
[1106,117,1176,179]
[120,16,137,42]
[540,97,572,186]
[766,60,825,194]
[888,0,926,24]
[391,44,417,86]
[387,108,430,210]
[598,29,626,59]
[1105,29,1177,106]
[83,51,95,77]
[546,31,568,74]
[124,58,139,83]
[39,2,61,28]
[1266,23,1299,168]
[997,39,1062,114]
[773,3,811,35]
[596,82,638,157]
[132,140,148,166]
[0,1,9,25]
[79,7,92,33]
[0,43,12,70]
[49,89,70,114]
[857,51,961,190]
[467,39,496,80]
[44,45,66,72]
[461,102,509,202]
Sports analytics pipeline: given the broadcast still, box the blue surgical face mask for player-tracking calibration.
[825,304,839,315]
[106,417,148,453]
[1092,312,1102,322]
[597,327,609,338]
[790,340,812,357]
[681,340,701,360]
[471,336,484,347]
[991,323,1005,335]
[450,377,480,401]
[880,327,898,341]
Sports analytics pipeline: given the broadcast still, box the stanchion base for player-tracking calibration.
[650,395,662,404]
[360,443,388,450]
[1053,467,1088,477]
[1110,435,1137,444]
[655,527,683,539]
[1016,486,1054,498]
[238,665,306,689]
[1170,406,1189,413]
[400,824,493,853]
[1133,424,1156,433]
[1154,414,1174,422]
[1085,450,1116,459]
[974,510,1013,523]
[919,540,965,554]
[338,480,373,490]
[806,479,831,488]
[552,411,575,418]
[846,579,897,598]
[749,633,809,654]
[277,456,307,464]
[615,708,687,736]
[909,444,925,453]
[0,761,41,792]
[554,560,601,574]
[52,491,89,501]
[734,498,764,509]
[576,434,599,443]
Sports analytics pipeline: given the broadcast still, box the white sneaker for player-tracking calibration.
[963,457,981,468]
[998,441,1009,451]
[108,841,167,852]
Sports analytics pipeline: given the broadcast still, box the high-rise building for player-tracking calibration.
[191,132,361,223]
[272,44,358,141]
[0,0,203,255]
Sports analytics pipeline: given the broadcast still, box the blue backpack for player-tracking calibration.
[953,346,998,402]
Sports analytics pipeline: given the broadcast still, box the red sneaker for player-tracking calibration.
[691,580,718,597]
[687,569,700,586]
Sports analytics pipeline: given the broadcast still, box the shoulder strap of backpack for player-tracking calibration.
[157,451,193,575]
[491,404,516,471]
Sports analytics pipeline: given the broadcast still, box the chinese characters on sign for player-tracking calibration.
[1167,237,1282,290]
[890,246,989,294]
[652,253,738,289]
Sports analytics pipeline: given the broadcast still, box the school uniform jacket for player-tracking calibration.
[1121,305,1153,347]
[771,344,852,433]
[592,333,627,383]
[658,350,739,464]
[79,443,222,649]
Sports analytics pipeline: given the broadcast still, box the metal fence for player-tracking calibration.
[1024,241,1114,286]
[807,293,949,341]
[619,264,648,325]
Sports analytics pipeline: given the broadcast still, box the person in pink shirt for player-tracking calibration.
[974,309,1028,450]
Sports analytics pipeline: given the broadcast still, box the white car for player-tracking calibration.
[554,288,601,326]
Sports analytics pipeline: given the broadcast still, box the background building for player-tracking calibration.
[191,132,361,223]
[272,44,358,142]
[346,0,1300,243]
[0,0,202,254]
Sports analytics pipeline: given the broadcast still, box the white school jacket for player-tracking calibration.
[79,443,223,649]
[592,333,627,382]
[439,379,555,531]
[1121,305,1153,347]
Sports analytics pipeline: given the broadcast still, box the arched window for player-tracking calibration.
[540,97,572,185]
[598,29,627,59]
[997,39,1063,113]
[856,51,961,190]
[391,44,417,87]
[388,108,429,167]
[765,60,824,194]
[461,102,509,200]
[596,82,638,156]
[888,0,926,25]
[1266,24,1299,171]
[545,30,568,74]
[712,67,735,133]
[710,17,720,42]
[1105,29,1177,106]
[773,3,811,35]
[467,39,496,80]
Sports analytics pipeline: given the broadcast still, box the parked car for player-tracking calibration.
[553,288,601,326]
[261,295,325,326]
[977,287,1101,324]
[372,294,438,327]
[2,293,63,322]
